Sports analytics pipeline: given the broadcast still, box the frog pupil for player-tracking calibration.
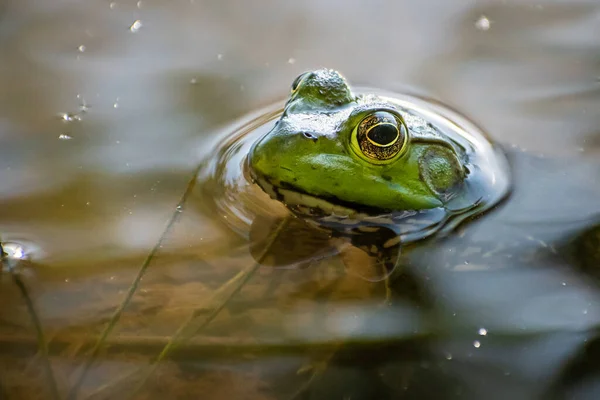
[355,111,407,162]
[368,124,398,146]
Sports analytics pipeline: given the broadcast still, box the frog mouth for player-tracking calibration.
[252,174,389,219]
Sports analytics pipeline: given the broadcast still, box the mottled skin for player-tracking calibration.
[249,69,466,214]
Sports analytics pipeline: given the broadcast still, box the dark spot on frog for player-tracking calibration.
[302,132,318,142]
[381,174,392,181]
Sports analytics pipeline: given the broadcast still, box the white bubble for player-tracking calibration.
[217,54,223,60]
[473,340,481,348]
[58,134,72,140]
[288,58,296,64]
[478,328,488,336]
[475,16,491,31]
[130,20,143,32]
[78,45,86,52]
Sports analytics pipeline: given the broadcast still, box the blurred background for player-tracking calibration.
[0,0,599,399]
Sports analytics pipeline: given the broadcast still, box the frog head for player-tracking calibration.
[248,69,466,215]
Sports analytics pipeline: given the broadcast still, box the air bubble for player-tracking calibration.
[130,20,143,33]
[475,16,491,31]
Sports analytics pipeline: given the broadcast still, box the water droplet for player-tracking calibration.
[58,134,72,140]
[475,15,491,31]
[583,309,589,315]
[217,54,223,61]
[445,353,453,360]
[176,205,183,212]
[59,112,81,122]
[113,102,119,109]
[78,45,86,53]
[86,201,91,206]
[137,0,143,8]
[478,328,488,336]
[109,2,117,9]
[473,340,481,348]
[190,78,197,84]
[561,282,567,286]
[288,58,296,64]
[130,20,143,33]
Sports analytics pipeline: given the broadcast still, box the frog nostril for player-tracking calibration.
[302,132,318,142]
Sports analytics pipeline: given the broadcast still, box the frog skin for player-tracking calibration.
[249,69,468,218]
[245,69,507,275]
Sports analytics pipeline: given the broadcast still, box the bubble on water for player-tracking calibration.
[58,134,72,140]
[217,54,223,61]
[190,77,198,84]
[473,340,481,348]
[78,45,86,53]
[478,327,488,336]
[109,2,117,9]
[475,16,491,31]
[1,242,28,271]
[3,243,26,260]
[288,58,296,64]
[445,353,453,360]
[130,20,143,33]
[137,0,143,8]
[59,112,81,122]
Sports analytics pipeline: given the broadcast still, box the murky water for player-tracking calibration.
[0,1,599,399]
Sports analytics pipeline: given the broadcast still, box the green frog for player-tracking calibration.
[245,69,510,276]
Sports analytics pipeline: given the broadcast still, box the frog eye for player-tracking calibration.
[290,72,310,94]
[351,111,408,164]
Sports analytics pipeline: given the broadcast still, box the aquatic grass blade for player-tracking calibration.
[67,163,204,400]
[8,259,61,400]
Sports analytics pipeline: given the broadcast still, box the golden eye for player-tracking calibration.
[352,111,408,163]
[290,72,309,94]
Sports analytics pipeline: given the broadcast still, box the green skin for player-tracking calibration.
[249,69,466,213]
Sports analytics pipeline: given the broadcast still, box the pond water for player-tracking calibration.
[0,1,599,399]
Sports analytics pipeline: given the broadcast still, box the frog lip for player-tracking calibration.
[251,172,397,217]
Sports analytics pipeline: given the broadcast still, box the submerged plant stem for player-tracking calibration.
[67,163,205,400]
[80,216,293,400]
[9,263,61,400]
[127,215,292,397]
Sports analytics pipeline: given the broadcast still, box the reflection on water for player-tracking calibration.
[0,1,599,399]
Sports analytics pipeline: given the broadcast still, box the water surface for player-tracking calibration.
[0,1,599,399]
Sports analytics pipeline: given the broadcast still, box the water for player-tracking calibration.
[0,1,599,399]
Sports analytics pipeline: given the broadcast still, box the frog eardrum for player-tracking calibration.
[351,111,408,163]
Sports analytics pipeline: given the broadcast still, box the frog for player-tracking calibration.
[245,69,510,279]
